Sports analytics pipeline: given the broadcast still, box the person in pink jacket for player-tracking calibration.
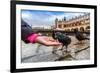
[21,19,61,46]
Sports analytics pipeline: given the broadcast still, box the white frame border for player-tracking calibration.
[16,4,95,69]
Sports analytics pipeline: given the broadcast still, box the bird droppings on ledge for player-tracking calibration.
[21,35,90,63]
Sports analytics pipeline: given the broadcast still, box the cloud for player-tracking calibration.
[21,10,87,27]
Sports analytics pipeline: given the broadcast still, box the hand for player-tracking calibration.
[35,36,61,46]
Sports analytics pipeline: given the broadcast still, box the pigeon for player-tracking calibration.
[52,31,71,53]
[74,29,89,44]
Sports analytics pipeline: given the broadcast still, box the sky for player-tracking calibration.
[21,10,88,28]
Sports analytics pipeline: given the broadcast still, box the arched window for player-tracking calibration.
[64,24,67,28]
[58,24,62,28]
[75,23,77,26]
[72,24,74,27]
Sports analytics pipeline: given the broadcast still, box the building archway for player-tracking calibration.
[86,26,90,32]
[67,29,70,31]
[74,28,78,31]
[71,28,74,32]
[80,27,84,32]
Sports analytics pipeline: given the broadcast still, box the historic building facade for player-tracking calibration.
[55,13,90,32]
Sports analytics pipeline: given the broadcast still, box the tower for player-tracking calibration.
[55,18,58,28]
[63,17,66,21]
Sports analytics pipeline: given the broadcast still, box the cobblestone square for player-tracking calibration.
[21,35,90,63]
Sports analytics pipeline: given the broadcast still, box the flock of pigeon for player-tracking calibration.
[52,29,90,57]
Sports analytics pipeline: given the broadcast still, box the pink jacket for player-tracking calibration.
[26,33,38,43]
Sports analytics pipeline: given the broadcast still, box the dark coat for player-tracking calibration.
[21,20,34,43]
